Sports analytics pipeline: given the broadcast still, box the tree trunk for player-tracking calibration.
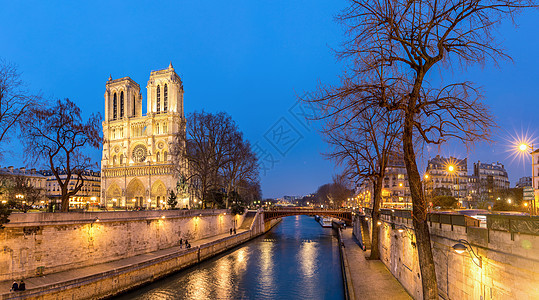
[369,178,383,260]
[61,187,69,212]
[403,106,438,299]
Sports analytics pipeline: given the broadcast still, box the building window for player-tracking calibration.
[120,91,124,118]
[164,151,167,161]
[113,155,117,165]
[113,93,117,120]
[133,95,136,116]
[164,84,168,112]
[156,152,161,162]
[163,122,167,133]
[119,154,123,165]
[157,85,161,113]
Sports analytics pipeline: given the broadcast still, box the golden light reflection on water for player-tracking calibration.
[259,239,275,293]
[299,241,316,278]
[116,216,345,300]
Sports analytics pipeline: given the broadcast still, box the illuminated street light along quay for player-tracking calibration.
[115,215,345,300]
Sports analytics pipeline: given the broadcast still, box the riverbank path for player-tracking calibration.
[0,229,248,297]
[341,229,412,300]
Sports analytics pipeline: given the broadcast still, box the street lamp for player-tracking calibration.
[518,142,536,215]
[452,239,482,268]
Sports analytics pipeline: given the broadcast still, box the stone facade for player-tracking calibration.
[363,212,539,299]
[424,155,468,203]
[101,63,188,209]
[41,169,101,208]
[0,210,245,281]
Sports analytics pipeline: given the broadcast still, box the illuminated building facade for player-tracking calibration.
[101,63,188,209]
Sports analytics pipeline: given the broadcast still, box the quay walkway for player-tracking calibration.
[340,229,412,300]
[0,229,248,299]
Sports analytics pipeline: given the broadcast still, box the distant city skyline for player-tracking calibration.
[1,1,539,198]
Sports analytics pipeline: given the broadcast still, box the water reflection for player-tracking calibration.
[115,215,344,300]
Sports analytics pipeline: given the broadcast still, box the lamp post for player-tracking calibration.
[452,239,482,268]
[518,143,536,215]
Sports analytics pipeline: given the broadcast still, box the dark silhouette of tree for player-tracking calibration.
[307,1,537,297]
[317,94,402,259]
[315,176,354,209]
[222,132,258,208]
[0,60,40,158]
[172,111,259,208]
[167,190,178,209]
[0,204,9,229]
[2,175,46,212]
[432,195,458,209]
[20,99,101,212]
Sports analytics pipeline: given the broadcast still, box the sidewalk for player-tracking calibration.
[0,229,247,296]
[341,229,411,300]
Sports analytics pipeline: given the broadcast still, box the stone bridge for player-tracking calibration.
[263,208,353,224]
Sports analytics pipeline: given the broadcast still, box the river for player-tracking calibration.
[115,215,345,300]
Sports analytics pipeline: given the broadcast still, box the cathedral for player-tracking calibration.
[100,63,188,209]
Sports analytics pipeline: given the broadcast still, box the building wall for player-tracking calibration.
[42,170,101,206]
[425,155,468,202]
[371,215,539,299]
[0,210,245,281]
[101,64,186,209]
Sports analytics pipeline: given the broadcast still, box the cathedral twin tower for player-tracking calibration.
[101,63,187,209]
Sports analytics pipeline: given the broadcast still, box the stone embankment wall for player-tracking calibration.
[357,211,539,299]
[0,210,245,281]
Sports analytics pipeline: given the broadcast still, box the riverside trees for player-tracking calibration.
[0,60,40,158]
[20,99,101,212]
[315,89,402,260]
[172,111,259,209]
[308,0,537,297]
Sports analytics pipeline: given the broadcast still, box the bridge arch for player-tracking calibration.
[262,209,352,224]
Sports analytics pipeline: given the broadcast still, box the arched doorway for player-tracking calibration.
[126,178,146,208]
[106,183,122,207]
[151,180,167,209]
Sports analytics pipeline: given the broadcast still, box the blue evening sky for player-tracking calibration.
[1,1,538,198]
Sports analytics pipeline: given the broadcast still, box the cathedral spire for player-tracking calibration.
[108,74,112,81]
[168,61,174,70]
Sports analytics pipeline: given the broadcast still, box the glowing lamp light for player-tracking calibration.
[524,202,529,207]
[377,221,382,225]
[161,215,165,219]
[399,183,403,187]
[424,174,429,180]
[452,243,467,254]
[507,199,512,204]
[397,226,405,233]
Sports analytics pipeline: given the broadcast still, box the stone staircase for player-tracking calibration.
[360,218,371,250]
[239,211,257,230]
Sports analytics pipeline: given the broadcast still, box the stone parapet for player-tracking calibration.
[0,210,245,282]
[366,210,539,299]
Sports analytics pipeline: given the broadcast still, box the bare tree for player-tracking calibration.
[315,176,353,208]
[0,60,40,157]
[20,99,101,212]
[320,96,402,260]
[172,111,238,208]
[2,174,46,212]
[309,1,537,298]
[222,132,259,207]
